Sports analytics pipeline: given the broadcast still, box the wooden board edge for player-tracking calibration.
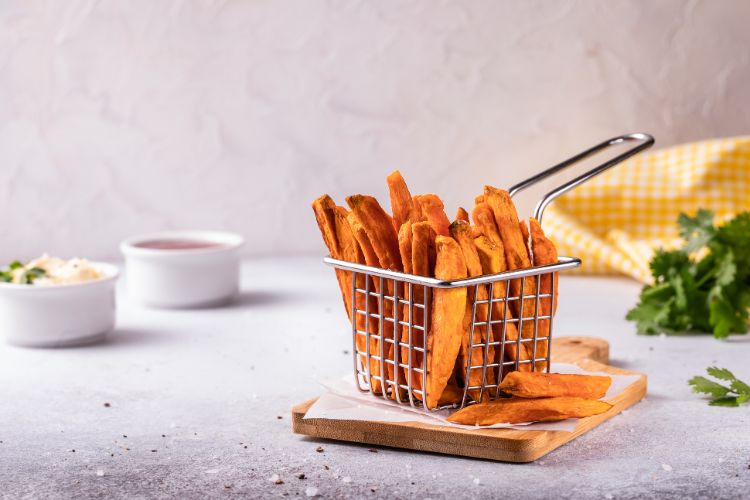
[291,371,647,462]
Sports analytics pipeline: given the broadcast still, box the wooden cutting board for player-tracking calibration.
[291,336,646,462]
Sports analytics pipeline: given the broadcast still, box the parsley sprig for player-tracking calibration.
[0,261,47,284]
[689,367,750,407]
[626,210,750,338]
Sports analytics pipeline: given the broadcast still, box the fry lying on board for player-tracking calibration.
[447,397,612,425]
[499,372,612,399]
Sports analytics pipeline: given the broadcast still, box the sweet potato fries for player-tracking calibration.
[312,170,585,422]
[447,397,612,425]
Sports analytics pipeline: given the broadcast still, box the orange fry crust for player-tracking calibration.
[484,186,539,358]
[426,235,468,409]
[387,170,416,233]
[414,194,451,237]
[312,196,384,392]
[456,207,470,223]
[450,221,496,400]
[528,217,559,369]
[473,235,531,367]
[499,372,612,399]
[447,397,612,425]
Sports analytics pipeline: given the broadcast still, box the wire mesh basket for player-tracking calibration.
[325,133,654,410]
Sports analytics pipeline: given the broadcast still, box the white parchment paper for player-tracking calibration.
[304,363,641,432]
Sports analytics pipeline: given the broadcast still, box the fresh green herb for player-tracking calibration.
[689,367,750,406]
[626,210,750,338]
[21,267,47,284]
[0,261,47,284]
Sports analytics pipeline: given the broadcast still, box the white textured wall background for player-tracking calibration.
[1,0,749,261]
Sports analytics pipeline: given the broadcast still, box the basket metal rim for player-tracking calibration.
[323,255,581,288]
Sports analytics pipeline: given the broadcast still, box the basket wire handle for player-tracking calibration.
[508,133,655,224]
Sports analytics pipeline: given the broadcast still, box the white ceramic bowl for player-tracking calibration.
[120,230,243,309]
[0,263,119,347]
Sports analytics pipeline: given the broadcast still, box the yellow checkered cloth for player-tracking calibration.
[543,136,750,283]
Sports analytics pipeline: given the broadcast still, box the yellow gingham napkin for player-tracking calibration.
[542,136,750,283]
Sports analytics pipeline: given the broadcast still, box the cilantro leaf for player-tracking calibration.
[689,367,750,406]
[688,376,731,397]
[627,210,750,338]
[21,267,46,284]
[679,209,716,253]
[649,249,690,283]
[709,396,740,407]
[707,366,735,381]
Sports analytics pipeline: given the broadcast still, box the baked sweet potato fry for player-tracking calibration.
[474,235,532,370]
[528,217,559,369]
[347,210,379,268]
[456,207,470,223]
[529,218,559,314]
[346,195,402,272]
[484,186,538,357]
[387,170,416,233]
[472,202,503,246]
[447,396,612,425]
[426,235,468,409]
[499,372,612,399]
[396,221,414,399]
[347,209,409,399]
[449,220,496,401]
[398,221,414,275]
[406,221,437,396]
[347,195,404,395]
[413,194,451,237]
[312,196,384,392]
[438,381,468,406]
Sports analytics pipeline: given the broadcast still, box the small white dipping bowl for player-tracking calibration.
[120,230,243,309]
[0,263,119,347]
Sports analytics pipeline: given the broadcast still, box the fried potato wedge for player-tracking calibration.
[474,235,532,369]
[529,218,559,314]
[395,221,414,399]
[456,207,470,223]
[347,195,404,394]
[407,221,437,395]
[528,217,559,369]
[484,186,538,352]
[426,235,468,409]
[472,202,503,246]
[347,210,379,268]
[520,219,531,256]
[398,221,414,275]
[438,381,468,406]
[387,170,416,233]
[346,195,402,272]
[499,372,612,399]
[312,196,384,392]
[450,221,496,401]
[413,194,451,237]
[348,209,409,399]
[447,396,612,425]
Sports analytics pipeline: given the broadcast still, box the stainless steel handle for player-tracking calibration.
[508,133,655,223]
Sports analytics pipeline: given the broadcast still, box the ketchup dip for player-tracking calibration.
[120,231,244,308]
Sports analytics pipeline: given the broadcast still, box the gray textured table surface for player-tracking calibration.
[1,257,748,499]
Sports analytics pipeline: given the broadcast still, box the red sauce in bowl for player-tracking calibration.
[134,239,226,250]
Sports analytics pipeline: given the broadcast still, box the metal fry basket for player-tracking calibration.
[325,133,654,410]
